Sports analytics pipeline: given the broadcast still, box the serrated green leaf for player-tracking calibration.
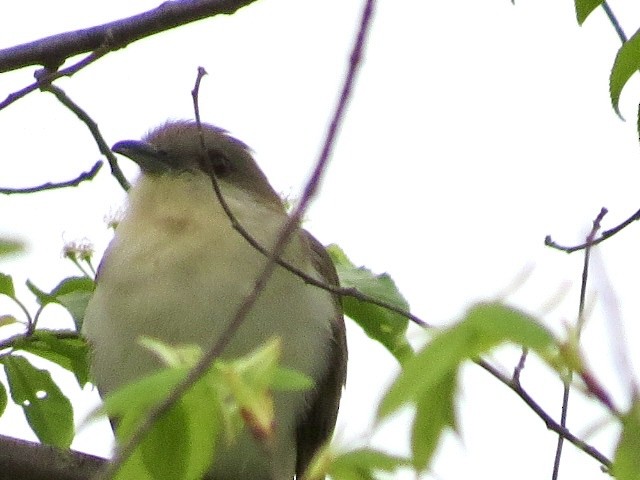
[0,273,16,299]
[52,278,94,330]
[0,315,18,327]
[412,371,458,470]
[102,368,189,423]
[16,331,90,387]
[26,279,53,305]
[139,336,202,367]
[327,244,413,363]
[378,322,471,418]
[141,403,190,480]
[24,277,94,330]
[330,448,408,480]
[271,367,314,391]
[613,399,640,480]
[2,354,74,448]
[0,381,7,417]
[175,375,219,479]
[233,337,281,388]
[107,368,188,480]
[575,0,603,25]
[610,29,640,119]
[465,303,555,353]
[106,366,219,480]
[0,239,23,257]
[379,302,554,418]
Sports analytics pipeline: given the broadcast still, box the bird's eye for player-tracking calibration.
[206,149,233,177]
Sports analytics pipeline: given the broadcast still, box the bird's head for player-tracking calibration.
[112,120,281,206]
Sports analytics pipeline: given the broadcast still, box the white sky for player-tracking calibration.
[1,0,640,478]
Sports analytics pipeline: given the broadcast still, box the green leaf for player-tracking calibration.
[105,366,219,480]
[465,302,555,353]
[412,371,458,470]
[0,273,16,299]
[613,399,640,480]
[574,0,603,25]
[15,331,90,387]
[0,381,7,417]
[379,302,554,418]
[106,368,188,480]
[50,277,95,330]
[141,403,190,480]
[26,279,54,305]
[270,367,314,391]
[610,29,640,119]
[2,354,74,448]
[0,315,19,327]
[170,374,219,480]
[0,239,23,257]
[25,277,94,331]
[139,336,202,367]
[378,321,471,418]
[102,368,189,423]
[330,448,409,480]
[327,244,413,363]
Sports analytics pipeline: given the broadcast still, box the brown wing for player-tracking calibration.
[295,232,348,477]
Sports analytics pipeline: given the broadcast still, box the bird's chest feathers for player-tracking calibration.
[115,175,282,286]
[98,176,332,375]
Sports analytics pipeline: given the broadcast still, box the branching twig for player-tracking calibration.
[42,84,130,190]
[100,1,376,478]
[0,46,109,112]
[512,347,529,386]
[190,76,426,327]
[545,207,640,253]
[552,207,607,480]
[0,0,259,74]
[476,359,611,469]
[0,161,102,195]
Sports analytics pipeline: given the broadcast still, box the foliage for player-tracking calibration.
[4,0,640,479]
[0,252,91,448]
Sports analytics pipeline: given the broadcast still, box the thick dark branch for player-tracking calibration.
[0,0,259,73]
[0,433,105,480]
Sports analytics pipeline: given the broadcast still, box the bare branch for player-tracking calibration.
[545,206,640,253]
[42,84,130,190]
[0,0,259,74]
[0,433,105,480]
[0,161,102,195]
[0,48,108,112]
[476,359,611,470]
[552,207,606,480]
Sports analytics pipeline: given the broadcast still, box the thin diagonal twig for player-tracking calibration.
[42,84,130,190]
[552,207,607,480]
[476,359,611,469]
[0,44,109,112]
[602,2,626,43]
[0,161,102,194]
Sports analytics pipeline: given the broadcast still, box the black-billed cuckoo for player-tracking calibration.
[82,121,347,480]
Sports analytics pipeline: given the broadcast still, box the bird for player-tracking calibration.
[82,120,347,480]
